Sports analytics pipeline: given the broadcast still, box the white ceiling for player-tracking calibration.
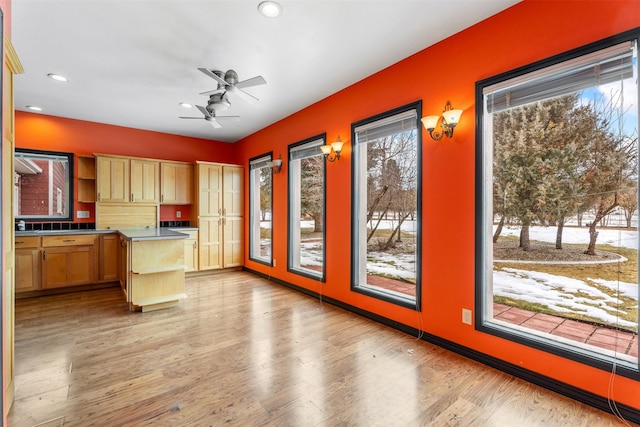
[12,0,520,143]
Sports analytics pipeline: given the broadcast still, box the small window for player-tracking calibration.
[476,32,639,376]
[14,149,74,221]
[249,154,273,265]
[351,102,422,309]
[288,134,326,280]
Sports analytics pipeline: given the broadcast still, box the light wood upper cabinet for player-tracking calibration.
[161,162,193,205]
[97,156,129,203]
[223,166,243,217]
[197,163,222,216]
[131,159,160,203]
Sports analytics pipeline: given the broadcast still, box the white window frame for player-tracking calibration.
[287,135,326,280]
[351,102,422,310]
[475,31,640,378]
[249,154,273,265]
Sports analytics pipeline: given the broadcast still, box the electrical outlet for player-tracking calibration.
[176,211,182,218]
[462,308,472,325]
[77,211,90,219]
[273,259,276,267]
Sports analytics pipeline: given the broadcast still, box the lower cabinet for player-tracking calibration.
[198,218,242,271]
[182,230,199,273]
[41,235,97,289]
[15,232,121,295]
[15,236,41,292]
[99,233,120,282]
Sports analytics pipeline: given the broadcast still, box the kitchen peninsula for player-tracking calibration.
[15,228,187,312]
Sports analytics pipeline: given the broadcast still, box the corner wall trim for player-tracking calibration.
[243,267,640,424]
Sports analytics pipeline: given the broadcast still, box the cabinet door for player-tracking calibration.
[131,159,160,203]
[198,218,222,270]
[15,249,40,292]
[99,234,119,282]
[184,234,198,272]
[223,217,243,268]
[223,166,243,217]
[97,156,129,203]
[161,162,193,204]
[42,246,96,289]
[197,163,222,217]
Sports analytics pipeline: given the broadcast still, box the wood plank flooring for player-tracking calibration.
[9,271,636,426]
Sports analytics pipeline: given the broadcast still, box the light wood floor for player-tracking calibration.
[9,271,636,426]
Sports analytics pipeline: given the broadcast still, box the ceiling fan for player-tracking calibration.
[198,68,266,104]
[179,102,240,129]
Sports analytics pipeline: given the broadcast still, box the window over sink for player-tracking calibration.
[14,149,74,221]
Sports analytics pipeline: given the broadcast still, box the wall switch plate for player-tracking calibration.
[176,211,182,218]
[77,211,90,219]
[462,308,473,325]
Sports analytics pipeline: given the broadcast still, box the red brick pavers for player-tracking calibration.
[494,303,638,355]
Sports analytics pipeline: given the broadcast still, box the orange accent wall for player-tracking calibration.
[237,0,640,409]
[16,112,237,223]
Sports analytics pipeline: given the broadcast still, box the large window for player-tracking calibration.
[14,149,74,221]
[249,154,273,265]
[352,102,422,309]
[476,32,639,376]
[288,135,326,280]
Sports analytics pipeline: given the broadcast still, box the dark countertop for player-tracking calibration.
[15,227,193,241]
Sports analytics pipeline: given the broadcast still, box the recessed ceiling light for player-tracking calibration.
[26,105,43,111]
[258,1,282,18]
[47,73,68,82]
[179,102,193,108]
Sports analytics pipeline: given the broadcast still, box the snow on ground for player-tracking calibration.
[289,221,639,328]
[494,268,637,328]
[495,225,638,328]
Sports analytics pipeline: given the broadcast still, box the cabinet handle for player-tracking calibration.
[16,241,24,244]
[42,250,46,260]
[161,194,164,203]
[131,193,134,202]
[63,239,75,242]
[223,218,226,226]
[193,241,197,249]
[223,208,226,216]
[98,192,101,202]
[218,208,221,215]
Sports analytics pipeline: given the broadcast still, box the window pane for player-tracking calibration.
[478,35,639,372]
[249,155,272,264]
[15,149,74,221]
[288,137,325,279]
[352,104,421,308]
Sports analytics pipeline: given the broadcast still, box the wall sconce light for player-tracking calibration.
[268,155,283,174]
[421,101,463,141]
[321,136,344,162]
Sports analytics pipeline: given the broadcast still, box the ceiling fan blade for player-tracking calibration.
[235,75,266,89]
[198,68,227,86]
[199,88,225,96]
[179,117,205,119]
[228,85,259,103]
[196,105,212,118]
[205,117,222,129]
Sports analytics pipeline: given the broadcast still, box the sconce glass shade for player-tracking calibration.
[330,140,344,154]
[421,115,439,131]
[444,109,463,126]
[320,144,332,155]
[273,158,282,167]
